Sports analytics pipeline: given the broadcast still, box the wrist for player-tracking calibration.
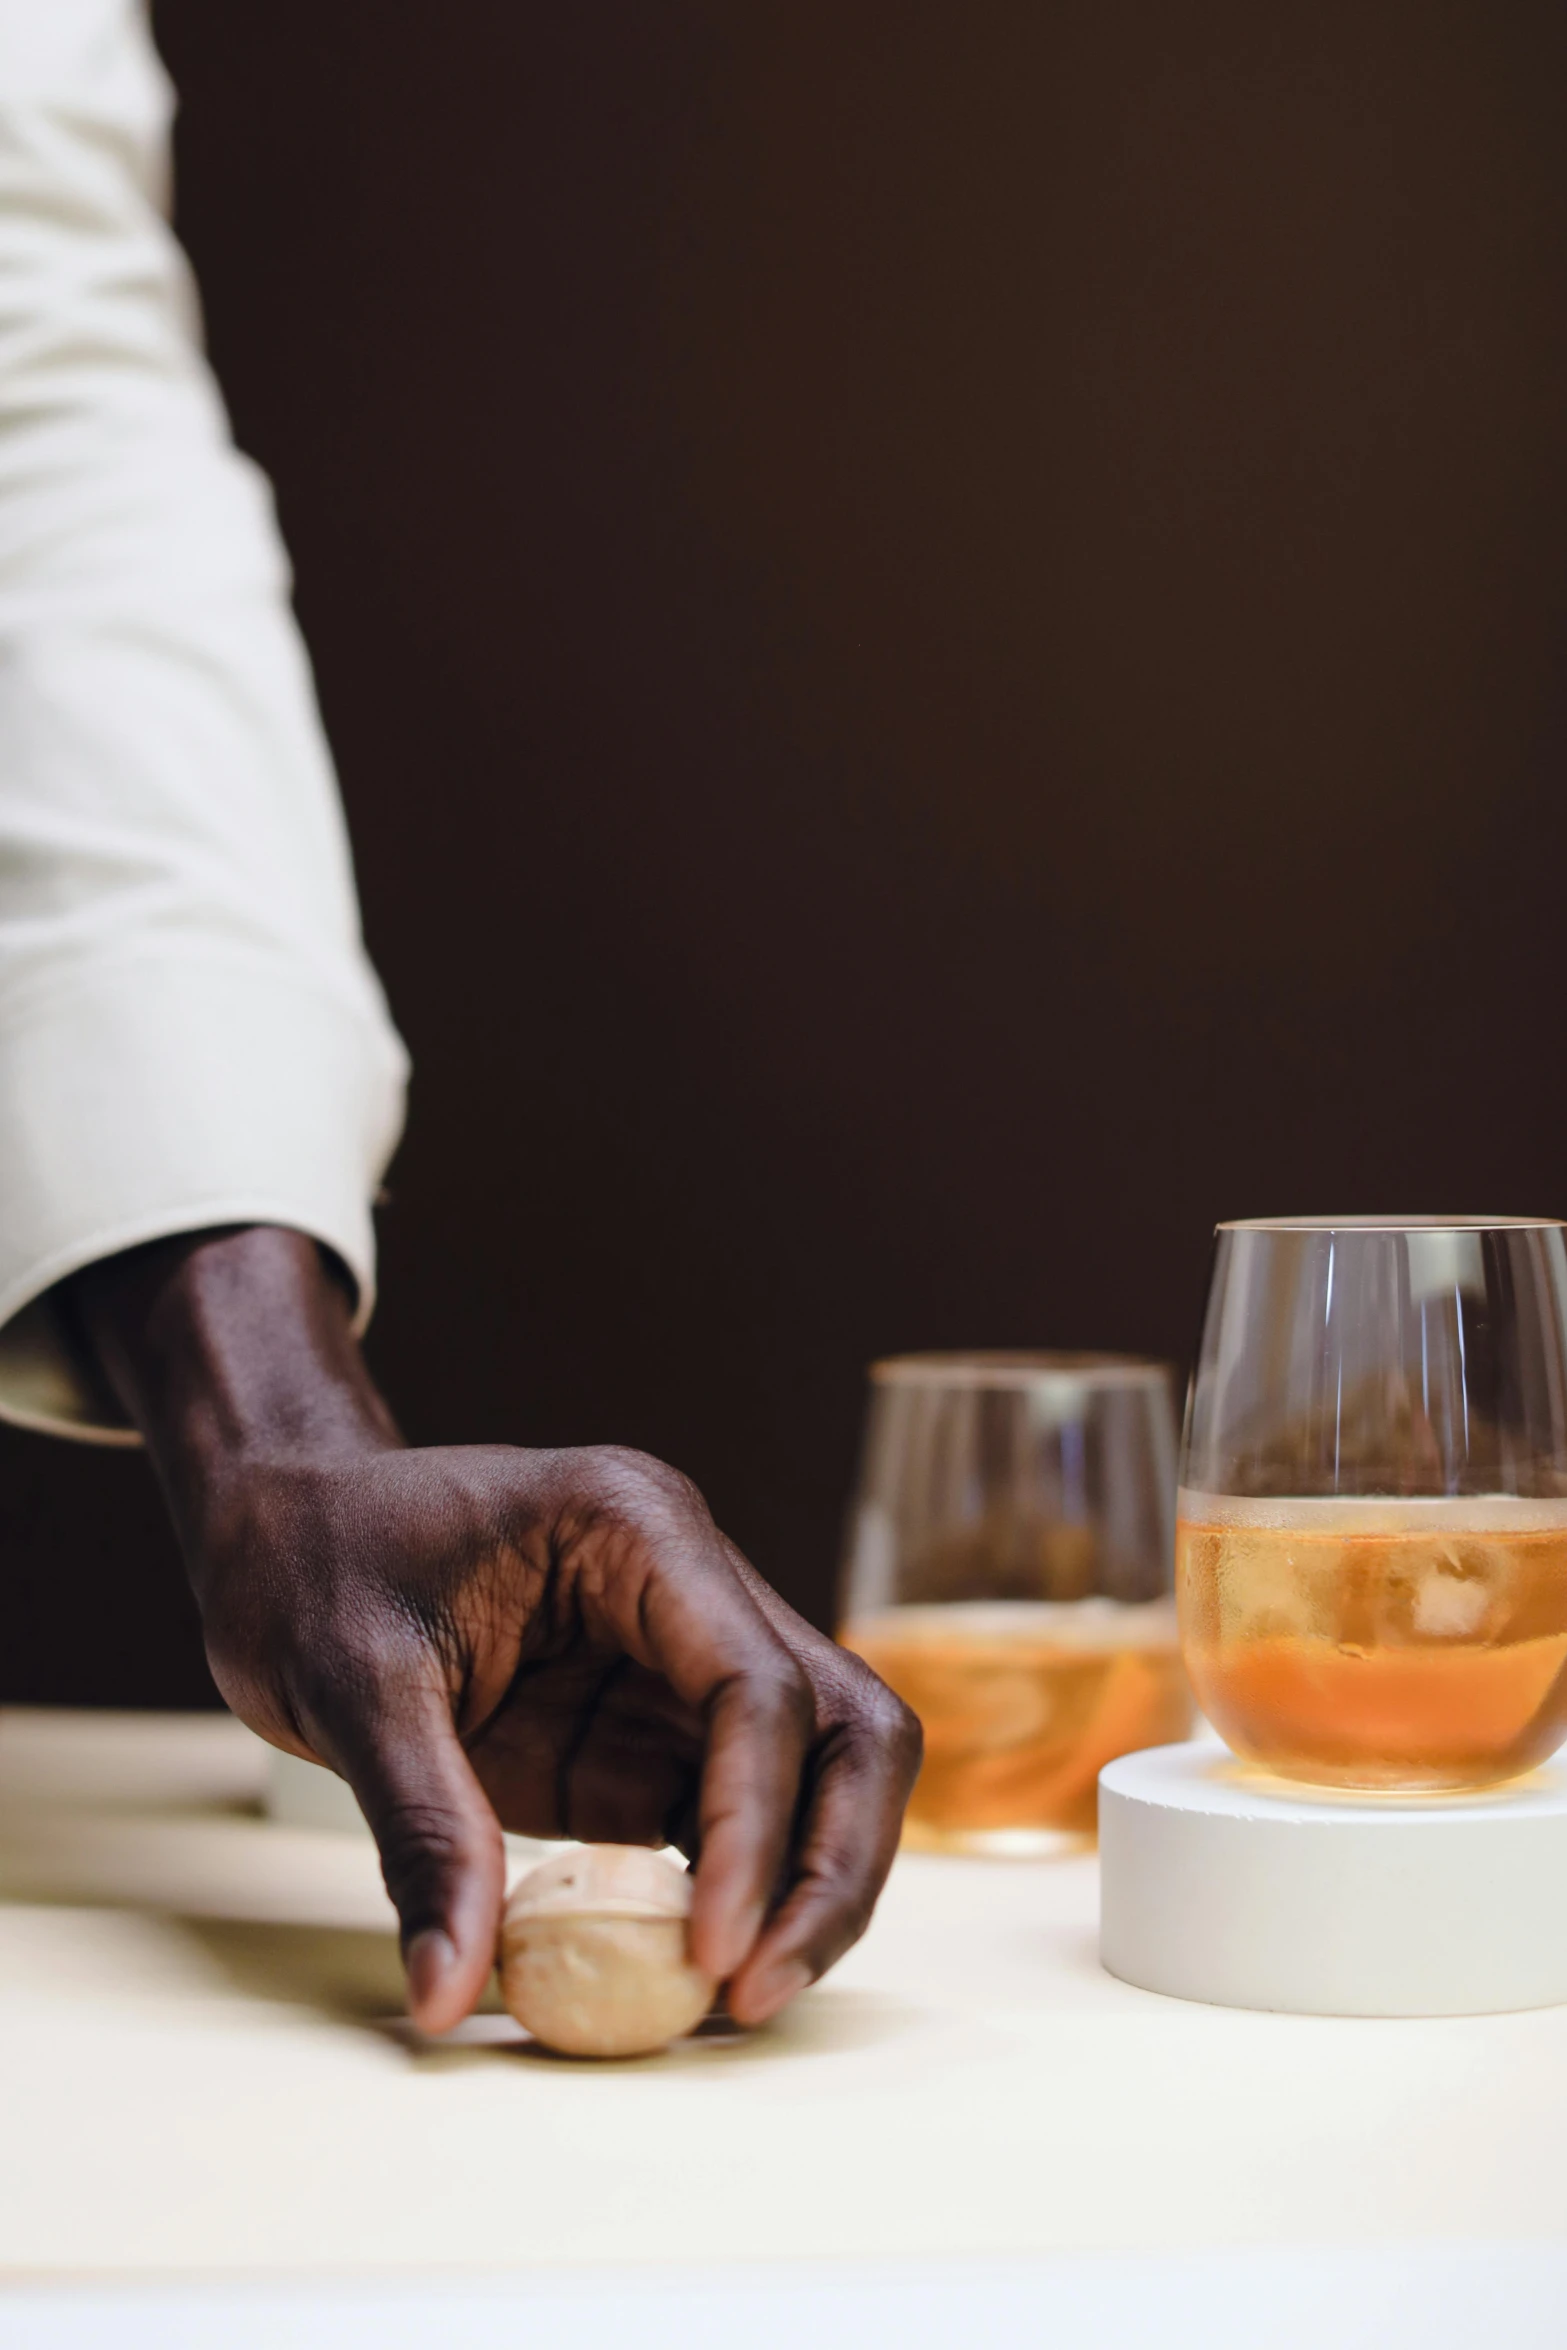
[65,1225,400,1565]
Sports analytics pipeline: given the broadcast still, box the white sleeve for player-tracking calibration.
[0,0,409,1443]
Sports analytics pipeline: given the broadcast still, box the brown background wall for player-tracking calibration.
[6,0,1567,1704]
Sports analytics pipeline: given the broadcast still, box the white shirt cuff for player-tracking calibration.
[0,947,408,1441]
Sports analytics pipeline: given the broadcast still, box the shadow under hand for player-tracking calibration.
[171,1915,504,2024]
[381,1983,921,2074]
[0,1804,918,2059]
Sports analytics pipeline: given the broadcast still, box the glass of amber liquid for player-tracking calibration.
[838,1354,1190,1851]
[1178,1217,1567,1793]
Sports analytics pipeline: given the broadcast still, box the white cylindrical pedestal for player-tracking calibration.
[1100,1740,1567,2016]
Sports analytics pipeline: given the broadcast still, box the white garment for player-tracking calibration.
[0,0,408,1442]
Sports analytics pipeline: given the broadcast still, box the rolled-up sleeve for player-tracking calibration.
[0,0,409,1441]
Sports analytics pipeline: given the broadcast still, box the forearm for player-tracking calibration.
[66,1226,400,1574]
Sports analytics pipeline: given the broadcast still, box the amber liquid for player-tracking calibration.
[842,1600,1192,1848]
[1177,1493,1567,1791]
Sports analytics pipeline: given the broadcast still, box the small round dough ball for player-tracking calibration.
[498,1845,715,2059]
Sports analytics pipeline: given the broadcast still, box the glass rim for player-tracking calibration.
[870,1349,1171,1390]
[1216,1213,1565,1234]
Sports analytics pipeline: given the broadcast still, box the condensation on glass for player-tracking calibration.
[838,1353,1190,1851]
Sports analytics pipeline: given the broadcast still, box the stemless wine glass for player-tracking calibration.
[1178,1216,1567,1792]
[838,1353,1190,1851]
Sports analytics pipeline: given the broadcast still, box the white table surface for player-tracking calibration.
[2,1707,1565,2342]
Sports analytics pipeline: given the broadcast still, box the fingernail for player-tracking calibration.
[694,1899,765,1984]
[744,1959,812,2023]
[405,1928,457,2018]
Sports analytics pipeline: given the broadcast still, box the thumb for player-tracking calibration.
[330,1673,506,2035]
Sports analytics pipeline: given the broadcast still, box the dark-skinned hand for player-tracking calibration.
[67,1227,921,2033]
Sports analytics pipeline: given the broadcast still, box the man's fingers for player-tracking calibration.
[714,1533,923,2018]
[685,1663,814,1982]
[533,1450,913,2000]
[725,1693,921,2027]
[321,1672,506,2036]
[588,1506,815,1985]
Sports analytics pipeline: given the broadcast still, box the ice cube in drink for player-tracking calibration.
[1176,1492,1567,1791]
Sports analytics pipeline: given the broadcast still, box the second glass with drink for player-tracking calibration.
[839,1353,1191,1850]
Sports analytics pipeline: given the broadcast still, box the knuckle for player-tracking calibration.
[720,1652,814,1741]
[580,1445,710,1525]
[881,1691,924,1778]
[372,1799,467,1926]
[829,1654,924,1778]
[377,1795,464,1862]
